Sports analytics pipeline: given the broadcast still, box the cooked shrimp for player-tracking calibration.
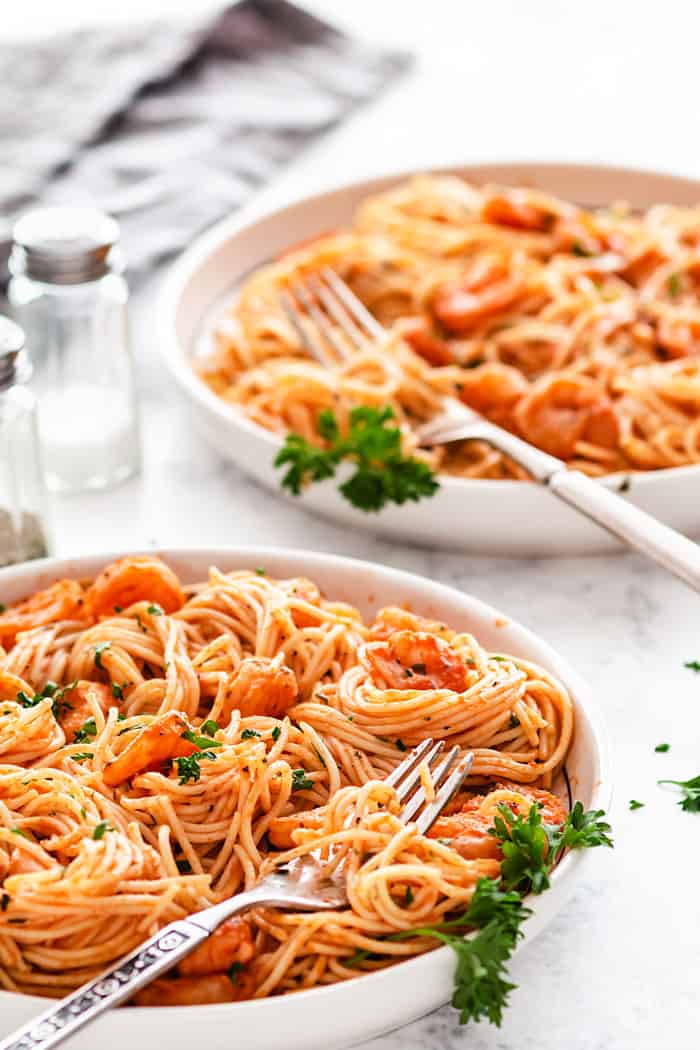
[656,316,700,358]
[178,917,255,977]
[428,781,566,860]
[370,606,451,641]
[481,192,553,231]
[133,972,255,1007]
[513,373,619,459]
[102,711,197,787]
[0,580,86,648]
[268,807,325,850]
[361,631,469,692]
[279,576,323,628]
[58,681,113,742]
[457,362,529,425]
[399,316,454,366]
[221,657,297,722]
[431,257,525,334]
[84,556,185,619]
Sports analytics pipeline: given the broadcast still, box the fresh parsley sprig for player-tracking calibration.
[490,801,613,894]
[658,774,700,812]
[274,406,438,512]
[346,800,612,1029]
[396,878,531,1026]
[176,751,217,785]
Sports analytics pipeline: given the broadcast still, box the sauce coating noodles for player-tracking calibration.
[200,175,700,479]
[0,557,572,1003]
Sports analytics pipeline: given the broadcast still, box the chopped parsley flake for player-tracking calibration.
[73,718,97,744]
[629,799,645,811]
[271,726,281,742]
[654,743,670,753]
[92,821,114,840]
[147,604,163,615]
[291,768,314,791]
[93,642,111,669]
[684,660,700,672]
[176,751,216,785]
[181,729,222,750]
[241,728,260,740]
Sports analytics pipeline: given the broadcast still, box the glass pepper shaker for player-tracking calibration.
[8,207,141,493]
[0,316,50,565]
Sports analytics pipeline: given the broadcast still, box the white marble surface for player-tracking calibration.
[8,2,700,1047]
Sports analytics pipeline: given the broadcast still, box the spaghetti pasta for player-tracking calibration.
[199,175,700,479]
[0,556,573,1004]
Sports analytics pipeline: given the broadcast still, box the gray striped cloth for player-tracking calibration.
[0,0,408,276]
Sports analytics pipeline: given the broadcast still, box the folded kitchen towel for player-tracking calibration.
[0,0,409,276]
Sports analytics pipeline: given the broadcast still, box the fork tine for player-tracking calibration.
[384,737,434,790]
[394,741,445,806]
[313,273,371,351]
[279,288,337,368]
[399,744,460,825]
[415,751,474,835]
[291,279,350,362]
[321,268,386,341]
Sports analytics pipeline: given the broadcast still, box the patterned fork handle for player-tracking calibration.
[0,916,213,1050]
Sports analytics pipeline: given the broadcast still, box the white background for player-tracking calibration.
[3,4,700,1049]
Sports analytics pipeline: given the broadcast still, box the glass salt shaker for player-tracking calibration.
[8,207,141,492]
[0,316,50,564]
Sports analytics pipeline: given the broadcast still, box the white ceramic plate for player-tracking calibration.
[0,547,609,1050]
[158,162,700,555]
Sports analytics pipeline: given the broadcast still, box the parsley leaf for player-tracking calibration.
[274,406,439,512]
[629,799,645,811]
[655,743,670,753]
[490,801,613,894]
[147,604,163,616]
[72,752,93,762]
[291,768,314,791]
[658,774,700,812]
[92,821,114,841]
[200,719,219,737]
[93,642,111,669]
[684,660,700,672]
[111,682,124,701]
[393,878,531,1027]
[176,751,216,785]
[181,729,222,750]
[271,726,281,742]
[241,728,260,740]
[73,718,97,743]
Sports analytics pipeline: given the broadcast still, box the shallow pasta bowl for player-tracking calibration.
[0,546,610,1050]
[158,161,700,555]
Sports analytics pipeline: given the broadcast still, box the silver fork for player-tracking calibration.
[0,740,472,1050]
[281,270,700,593]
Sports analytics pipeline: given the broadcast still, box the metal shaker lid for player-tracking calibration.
[10,207,121,285]
[0,316,28,389]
